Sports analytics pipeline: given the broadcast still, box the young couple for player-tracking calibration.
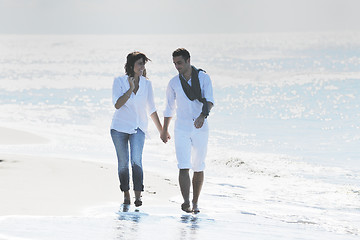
[110,48,214,213]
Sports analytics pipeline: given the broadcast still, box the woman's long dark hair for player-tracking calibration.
[124,52,151,77]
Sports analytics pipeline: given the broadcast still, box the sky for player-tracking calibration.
[0,0,360,34]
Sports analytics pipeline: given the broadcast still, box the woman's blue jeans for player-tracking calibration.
[110,128,145,192]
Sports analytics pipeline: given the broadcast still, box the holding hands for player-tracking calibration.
[160,113,204,144]
[160,129,171,143]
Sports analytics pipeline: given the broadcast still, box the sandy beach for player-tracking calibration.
[1,127,358,240]
[0,127,179,217]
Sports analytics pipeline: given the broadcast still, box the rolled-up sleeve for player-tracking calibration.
[146,81,157,114]
[202,74,215,105]
[112,77,123,106]
[163,81,176,117]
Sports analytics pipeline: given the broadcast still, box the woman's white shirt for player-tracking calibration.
[111,75,156,136]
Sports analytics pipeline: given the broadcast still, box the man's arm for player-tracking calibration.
[160,117,172,143]
[194,101,214,129]
[162,79,176,143]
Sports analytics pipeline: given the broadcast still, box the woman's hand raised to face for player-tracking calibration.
[128,76,136,91]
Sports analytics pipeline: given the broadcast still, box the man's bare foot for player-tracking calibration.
[181,202,193,213]
[192,202,200,214]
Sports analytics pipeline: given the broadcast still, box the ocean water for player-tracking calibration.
[0,33,360,239]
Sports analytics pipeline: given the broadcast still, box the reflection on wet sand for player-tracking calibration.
[179,214,200,240]
[116,205,145,240]
[115,205,217,240]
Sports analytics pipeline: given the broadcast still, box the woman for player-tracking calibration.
[110,52,162,207]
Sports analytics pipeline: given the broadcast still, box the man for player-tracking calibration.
[161,48,214,213]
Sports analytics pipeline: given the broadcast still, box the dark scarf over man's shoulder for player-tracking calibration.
[179,66,209,117]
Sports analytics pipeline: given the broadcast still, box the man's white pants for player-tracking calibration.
[174,128,209,172]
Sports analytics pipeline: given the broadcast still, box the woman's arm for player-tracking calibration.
[114,88,133,109]
[114,77,135,109]
[150,111,163,134]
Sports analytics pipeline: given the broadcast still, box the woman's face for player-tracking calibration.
[133,58,145,76]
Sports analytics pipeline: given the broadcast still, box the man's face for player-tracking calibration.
[173,56,190,75]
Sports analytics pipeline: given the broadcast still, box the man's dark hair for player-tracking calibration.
[172,48,190,61]
[124,51,151,77]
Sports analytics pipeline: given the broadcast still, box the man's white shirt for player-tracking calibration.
[164,71,214,132]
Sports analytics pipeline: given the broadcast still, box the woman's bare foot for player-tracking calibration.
[124,191,131,205]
